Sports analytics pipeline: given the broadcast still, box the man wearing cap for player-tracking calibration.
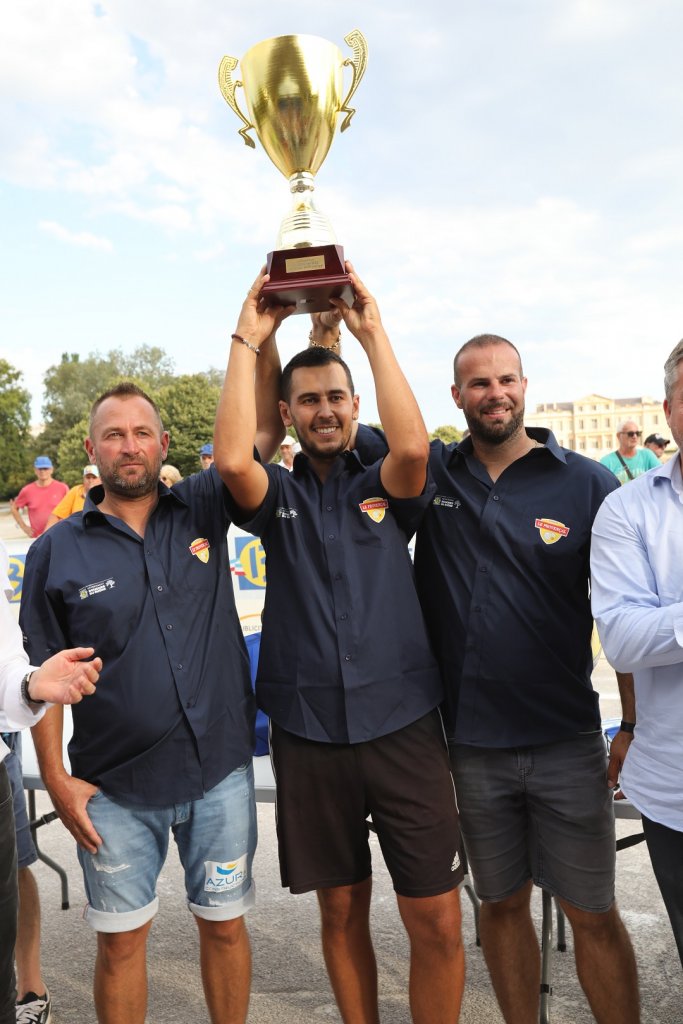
[9,459,68,538]
[199,443,214,470]
[44,465,101,530]
[643,433,669,460]
[277,435,296,471]
[600,420,660,484]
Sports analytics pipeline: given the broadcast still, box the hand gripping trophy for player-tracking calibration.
[219,31,368,313]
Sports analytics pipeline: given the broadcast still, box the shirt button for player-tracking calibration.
[157,585,163,592]
[339,613,348,621]
[328,534,335,540]
[479,566,488,573]
[344,654,351,661]
[177,664,183,670]
[185,700,193,708]
[334,573,342,581]
[326,505,333,512]
[166,624,173,630]
[492,495,500,501]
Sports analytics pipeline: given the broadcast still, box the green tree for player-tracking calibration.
[56,416,91,486]
[0,360,32,498]
[156,373,222,478]
[430,424,462,444]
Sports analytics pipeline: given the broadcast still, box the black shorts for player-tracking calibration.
[270,710,464,897]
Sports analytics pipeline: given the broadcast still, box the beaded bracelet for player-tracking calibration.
[231,333,260,355]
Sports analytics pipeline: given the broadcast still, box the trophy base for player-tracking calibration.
[262,244,354,314]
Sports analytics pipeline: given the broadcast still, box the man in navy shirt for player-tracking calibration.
[215,266,465,1024]
[20,382,265,1024]
[414,334,639,1024]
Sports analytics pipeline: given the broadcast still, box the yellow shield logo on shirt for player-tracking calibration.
[359,498,389,524]
[189,537,210,563]
[534,518,570,545]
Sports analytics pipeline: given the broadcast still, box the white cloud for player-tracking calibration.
[38,220,113,252]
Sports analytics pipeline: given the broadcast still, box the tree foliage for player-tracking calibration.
[156,374,222,478]
[429,424,462,444]
[0,360,32,498]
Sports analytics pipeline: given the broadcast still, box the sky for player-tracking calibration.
[1,0,682,432]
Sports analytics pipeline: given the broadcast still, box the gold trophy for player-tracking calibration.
[218,31,368,313]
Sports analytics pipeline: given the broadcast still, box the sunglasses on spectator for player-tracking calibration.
[620,430,642,437]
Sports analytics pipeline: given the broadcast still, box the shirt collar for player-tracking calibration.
[83,481,186,524]
[651,450,683,495]
[453,426,566,465]
[292,448,366,478]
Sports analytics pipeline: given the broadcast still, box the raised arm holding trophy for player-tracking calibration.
[218,31,367,313]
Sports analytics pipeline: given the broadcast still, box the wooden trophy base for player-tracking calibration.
[261,244,354,314]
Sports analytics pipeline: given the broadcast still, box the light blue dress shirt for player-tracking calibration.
[591,453,683,831]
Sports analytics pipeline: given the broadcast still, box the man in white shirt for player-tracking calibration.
[591,337,683,969]
[0,541,101,1024]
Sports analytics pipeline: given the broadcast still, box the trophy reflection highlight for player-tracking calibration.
[219,31,368,313]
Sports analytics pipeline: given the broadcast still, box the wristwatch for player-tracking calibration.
[20,671,45,708]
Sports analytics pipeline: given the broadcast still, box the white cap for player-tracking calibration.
[83,465,99,476]
[280,436,296,447]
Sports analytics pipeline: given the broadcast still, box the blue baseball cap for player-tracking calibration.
[34,456,53,469]
[199,443,214,457]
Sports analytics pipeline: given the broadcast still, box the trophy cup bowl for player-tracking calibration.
[219,31,367,313]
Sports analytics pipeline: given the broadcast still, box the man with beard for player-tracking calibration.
[19,382,270,1024]
[215,267,465,1024]
[409,334,640,1023]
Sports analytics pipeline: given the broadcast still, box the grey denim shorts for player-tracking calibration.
[450,732,615,912]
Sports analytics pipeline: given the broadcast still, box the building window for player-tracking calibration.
[591,418,598,429]
[578,419,584,429]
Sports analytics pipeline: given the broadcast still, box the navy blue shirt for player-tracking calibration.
[233,451,443,744]
[20,467,255,806]
[414,430,619,746]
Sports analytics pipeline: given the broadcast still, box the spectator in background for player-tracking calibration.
[199,443,214,470]
[9,458,68,538]
[277,436,296,472]
[44,465,101,531]
[643,433,669,460]
[600,420,659,484]
[160,464,182,487]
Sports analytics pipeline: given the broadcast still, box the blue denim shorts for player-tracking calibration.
[1,733,37,870]
[450,733,615,912]
[77,762,257,933]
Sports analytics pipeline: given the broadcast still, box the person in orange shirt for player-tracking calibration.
[44,465,101,530]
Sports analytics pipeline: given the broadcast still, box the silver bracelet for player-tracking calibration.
[231,333,260,356]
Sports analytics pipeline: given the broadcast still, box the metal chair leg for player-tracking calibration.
[27,789,70,910]
[540,888,554,1024]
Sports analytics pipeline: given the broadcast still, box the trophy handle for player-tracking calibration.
[218,55,256,149]
[339,30,368,133]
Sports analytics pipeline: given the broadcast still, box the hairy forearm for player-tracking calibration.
[31,705,66,785]
[215,340,259,480]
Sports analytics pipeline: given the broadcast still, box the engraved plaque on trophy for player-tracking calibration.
[219,31,367,313]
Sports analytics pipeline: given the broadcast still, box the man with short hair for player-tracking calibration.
[643,433,669,460]
[355,333,640,1023]
[10,458,68,538]
[216,266,465,1024]
[199,442,214,470]
[20,382,266,1024]
[600,420,659,484]
[0,537,100,1024]
[591,338,683,969]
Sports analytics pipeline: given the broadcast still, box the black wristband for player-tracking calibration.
[619,720,635,733]
[21,671,45,707]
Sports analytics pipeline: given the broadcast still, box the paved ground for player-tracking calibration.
[4,505,682,1020]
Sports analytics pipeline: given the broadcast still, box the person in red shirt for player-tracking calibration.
[10,457,68,538]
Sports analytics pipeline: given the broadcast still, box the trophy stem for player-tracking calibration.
[276,172,338,250]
